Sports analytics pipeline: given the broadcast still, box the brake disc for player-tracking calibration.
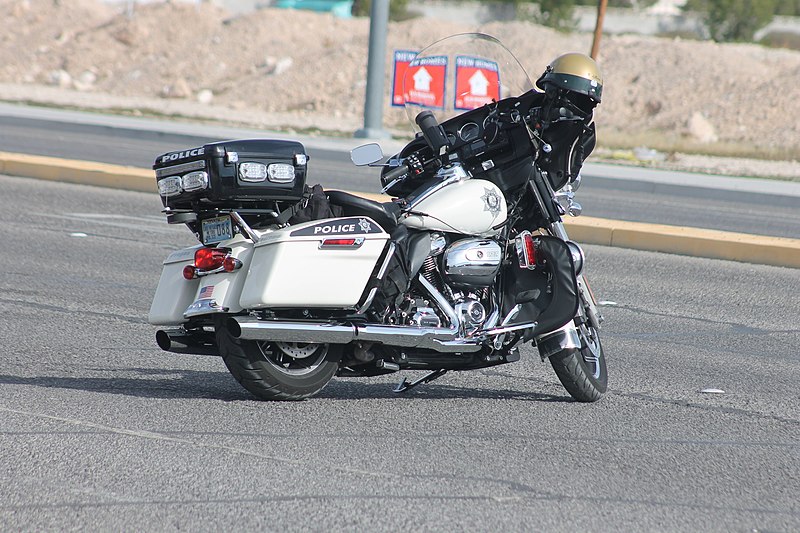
[274,342,320,359]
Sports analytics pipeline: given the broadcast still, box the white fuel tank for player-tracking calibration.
[402,178,507,237]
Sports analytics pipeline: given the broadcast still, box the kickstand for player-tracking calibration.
[393,369,448,393]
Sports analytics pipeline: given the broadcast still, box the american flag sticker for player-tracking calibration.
[199,285,214,299]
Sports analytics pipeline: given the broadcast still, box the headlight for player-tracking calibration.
[239,162,268,182]
[182,171,209,192]
[267,163,295,184]
[158,176,182,197]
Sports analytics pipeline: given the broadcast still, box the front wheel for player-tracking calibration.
[549,324,607,402]
[216,318,341,401]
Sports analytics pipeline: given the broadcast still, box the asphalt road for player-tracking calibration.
[1,175,798,531]
[2,108,800,239]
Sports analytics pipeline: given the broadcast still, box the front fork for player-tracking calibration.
[549,220,603,331]
[534,220,602,360]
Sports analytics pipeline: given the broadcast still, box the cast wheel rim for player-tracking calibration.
[256,341,328,376]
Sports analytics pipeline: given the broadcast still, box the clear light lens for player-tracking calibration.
[294,153,307,166]
[182,171,209,192]
[239,162,268,182]
[158,176,182,197]
[268,163,295,184]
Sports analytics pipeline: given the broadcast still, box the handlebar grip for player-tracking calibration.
[383,163,410,183]
[415,110,450,155]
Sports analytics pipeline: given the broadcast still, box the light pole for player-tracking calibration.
[355,0,392,139]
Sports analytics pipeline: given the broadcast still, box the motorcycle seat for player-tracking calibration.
[326,190,400,232]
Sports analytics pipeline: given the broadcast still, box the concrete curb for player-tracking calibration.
[3,151,799,269]
[0,151,155,193]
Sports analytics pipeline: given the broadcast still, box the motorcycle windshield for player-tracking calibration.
[402,33,535,129]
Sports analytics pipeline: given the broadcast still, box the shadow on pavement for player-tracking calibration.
[0,369,573,403]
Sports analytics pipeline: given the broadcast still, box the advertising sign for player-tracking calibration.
[403,55,447,110]
[392,50,418,107]
[454,56,500,110]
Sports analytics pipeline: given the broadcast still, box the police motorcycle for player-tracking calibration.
[149,33,607,402]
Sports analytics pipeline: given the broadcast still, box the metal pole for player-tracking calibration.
[355,0,391,139]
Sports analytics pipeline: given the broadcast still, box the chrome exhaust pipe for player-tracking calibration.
[229,274,483,354]
[155,328,218,356]
[230,317,482,353]
[231,318,357,345]
[356,324,482,353]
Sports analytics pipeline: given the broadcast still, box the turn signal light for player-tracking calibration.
[515,231,537,270]
[223,256,242,272]
[183,265,197,280]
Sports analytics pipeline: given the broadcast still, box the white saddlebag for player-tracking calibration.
[240,217,389,309]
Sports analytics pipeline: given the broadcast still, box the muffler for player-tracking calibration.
[229,318,357,345]
[230,317,482,353]
[156,328,218,356]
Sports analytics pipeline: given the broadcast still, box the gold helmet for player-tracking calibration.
[536,53,603,106]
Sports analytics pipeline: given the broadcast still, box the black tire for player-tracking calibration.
[216,319,341,401]
[549,324,607,402]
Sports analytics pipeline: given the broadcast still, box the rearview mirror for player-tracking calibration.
[350,143,384,166]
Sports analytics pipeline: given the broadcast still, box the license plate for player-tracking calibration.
[201,215,233,244]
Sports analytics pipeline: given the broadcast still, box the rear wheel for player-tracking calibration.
[216,319,341,401]
[549,323,607,402]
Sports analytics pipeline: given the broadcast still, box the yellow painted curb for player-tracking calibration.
[2,153,798,269]
[564,216,800,269]
[0,151,155,193]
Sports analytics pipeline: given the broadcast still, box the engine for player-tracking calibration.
[395,235,502,334]
[443,238,503,287]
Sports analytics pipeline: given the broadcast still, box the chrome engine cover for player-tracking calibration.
[443,238,503,287]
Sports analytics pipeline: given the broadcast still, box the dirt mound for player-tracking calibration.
[2,0,799,161]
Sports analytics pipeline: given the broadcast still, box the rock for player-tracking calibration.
[160,78,192,99]
[113,27,136,47]
[197,89,214,104]
[73,70,97,91]
[634,146,666,162]
[11,1,31,17]
[48,69,72,89]
[264,56,293,76]
[688,112,718,143]
[274,57,293,75]
[644,99,662,116]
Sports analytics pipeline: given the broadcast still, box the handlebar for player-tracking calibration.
[380,163,410,194]
[383,163,410,183]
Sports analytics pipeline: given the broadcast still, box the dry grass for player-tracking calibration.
[599,129,800,162]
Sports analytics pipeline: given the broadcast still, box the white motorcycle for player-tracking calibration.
[148,33,608,401]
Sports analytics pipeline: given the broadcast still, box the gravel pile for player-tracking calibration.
[1,0,798,178]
